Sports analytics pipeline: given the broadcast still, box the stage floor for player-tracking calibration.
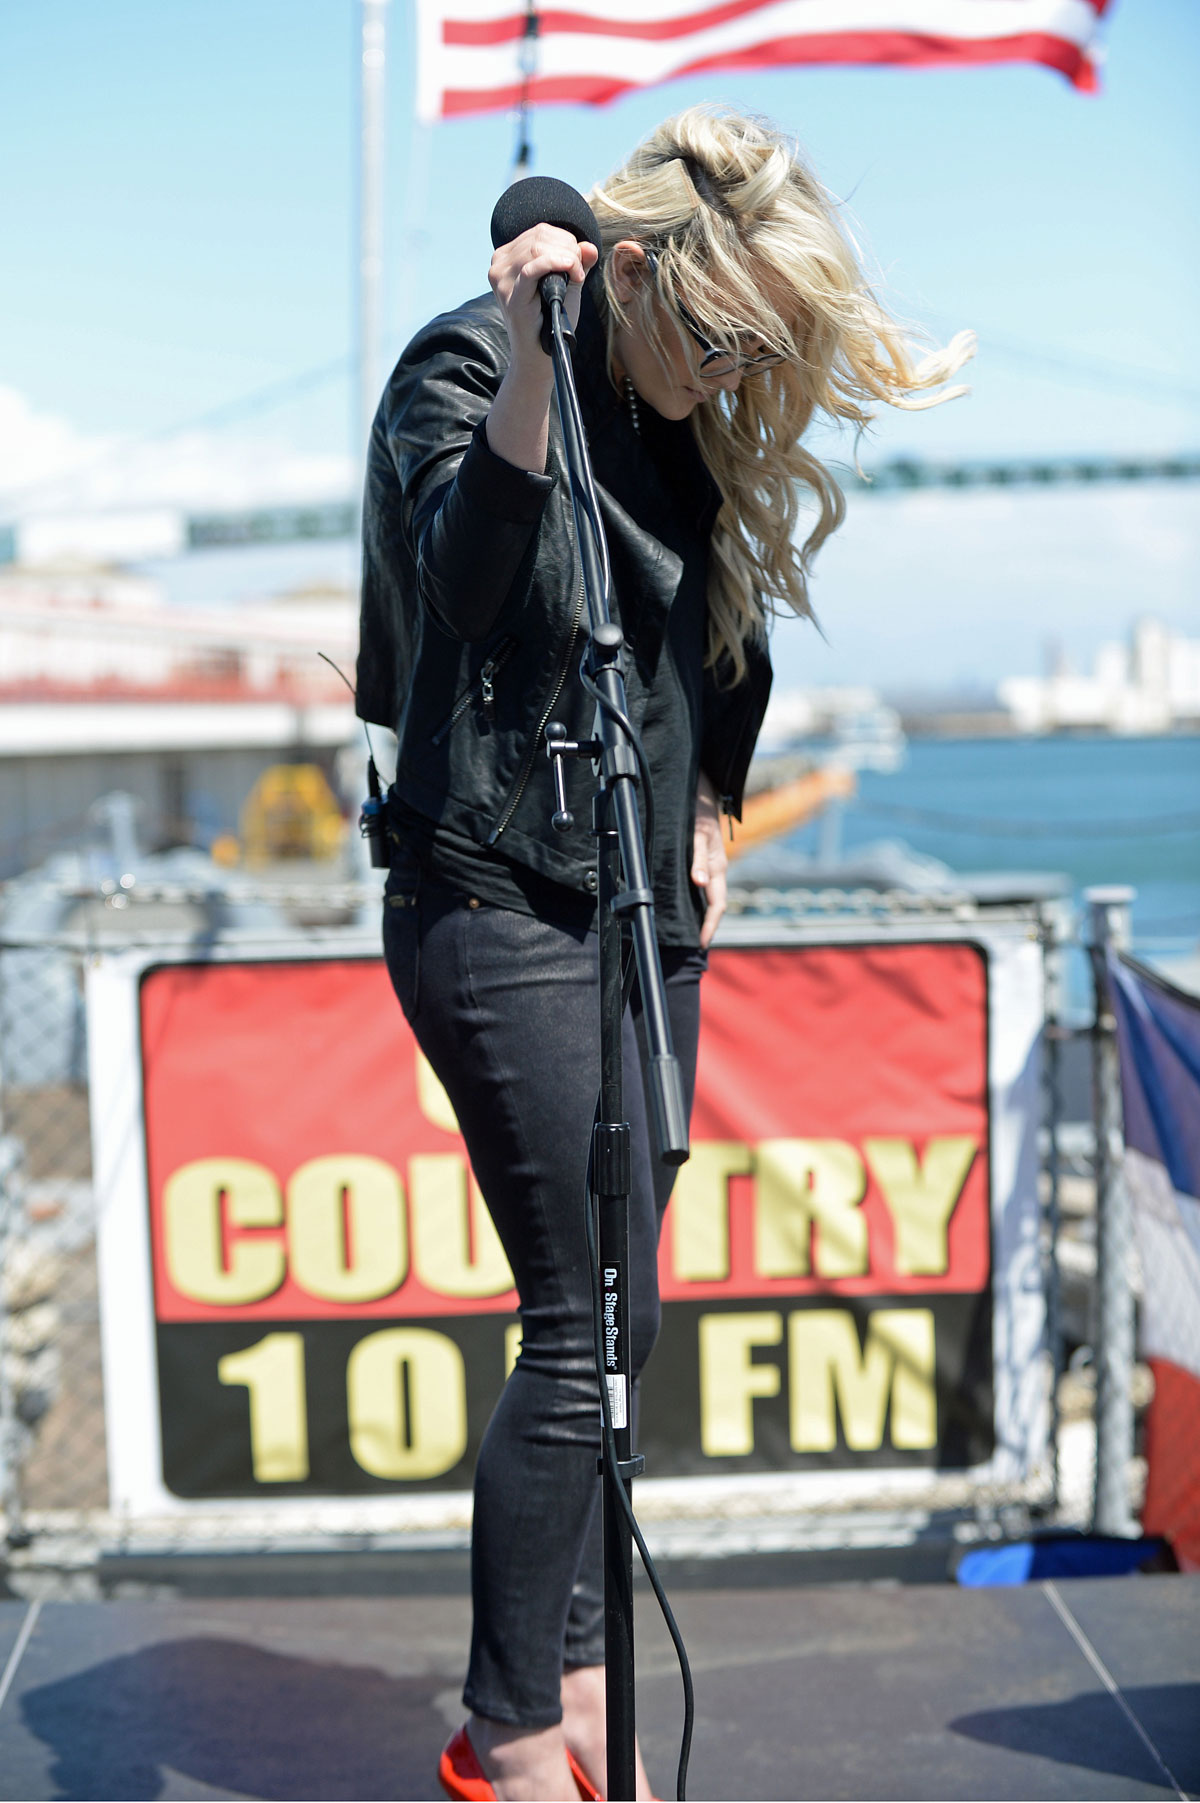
[0,1574,1194,1800]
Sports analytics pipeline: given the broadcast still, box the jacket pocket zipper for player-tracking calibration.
[487,575,586,846]
[430,635,519,746]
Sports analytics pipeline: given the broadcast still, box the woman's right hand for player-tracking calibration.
[485,226,598,473]
[488,226,598,371]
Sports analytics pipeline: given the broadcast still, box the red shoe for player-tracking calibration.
[438,1724,607,1801]
[439,1726,496,1801]
[566,1747,602,1802]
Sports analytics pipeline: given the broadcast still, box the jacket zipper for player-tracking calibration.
[430,635,518,746]
[486,575,586,846]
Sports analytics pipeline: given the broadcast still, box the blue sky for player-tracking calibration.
[1,0,1197,689]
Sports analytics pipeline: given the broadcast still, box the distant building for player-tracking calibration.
[0,563,361,873]
[758,685,886,752]
[1000,618,1200,734]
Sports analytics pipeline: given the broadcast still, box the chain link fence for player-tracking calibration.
[0,930,106,1537]
[0,874,1148,1583]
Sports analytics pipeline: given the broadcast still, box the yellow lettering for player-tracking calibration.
[698,1311,782,1456]
[788,1308,937,1453]
[864,1137,977,1275]
[885,1311,939,1448]
[347,1327,468,1479]
[755,1140,868,1279]
[163,1158,285,1305]
[671,1141,754,1282]
[504,1322,523,1380]
[218,1332,308,1481]
[410,1154,513,1298]
[287,1154,407,1303]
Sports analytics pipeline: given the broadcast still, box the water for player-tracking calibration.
[779,733,1200,1010]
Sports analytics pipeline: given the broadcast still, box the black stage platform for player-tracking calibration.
[0,1574,1194,1800]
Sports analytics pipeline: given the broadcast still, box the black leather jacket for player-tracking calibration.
[356,284,772,898]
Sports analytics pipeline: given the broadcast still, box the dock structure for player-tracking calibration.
[0,567,361,875]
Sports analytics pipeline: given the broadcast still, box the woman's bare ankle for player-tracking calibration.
[467,1714,577,1801]
[560,1664,654,1801]
[560,1664,606,1783]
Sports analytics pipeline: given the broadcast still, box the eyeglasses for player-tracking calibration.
[644,249,787,379]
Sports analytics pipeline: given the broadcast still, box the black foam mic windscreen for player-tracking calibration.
[489,177,602,258]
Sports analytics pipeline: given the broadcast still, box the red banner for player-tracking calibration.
[144,943,988,1323]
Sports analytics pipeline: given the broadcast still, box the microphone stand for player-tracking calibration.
[540,277,690,1802]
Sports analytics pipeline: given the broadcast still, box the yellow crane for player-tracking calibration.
[238,764,346,866]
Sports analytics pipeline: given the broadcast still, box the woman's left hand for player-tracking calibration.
[692,771,728,950]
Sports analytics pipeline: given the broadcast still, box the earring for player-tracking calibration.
[622,376,641,436]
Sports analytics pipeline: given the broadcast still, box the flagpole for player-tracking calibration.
[358,0,389,493]
[396,108,432,361]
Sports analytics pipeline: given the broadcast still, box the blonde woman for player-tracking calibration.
[356,106,971,1802]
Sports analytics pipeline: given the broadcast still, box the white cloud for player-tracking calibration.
[775,482,1200,692]
[0,388,108,499]
[0,386,354,518]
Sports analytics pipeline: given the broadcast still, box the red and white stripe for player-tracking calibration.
[416,0,1110,119]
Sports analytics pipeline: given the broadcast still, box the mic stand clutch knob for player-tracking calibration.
[545,721,601,834]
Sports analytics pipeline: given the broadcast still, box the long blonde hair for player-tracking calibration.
[588,107,975,682]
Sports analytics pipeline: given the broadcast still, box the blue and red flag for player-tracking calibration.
[1108,952,1200,1571]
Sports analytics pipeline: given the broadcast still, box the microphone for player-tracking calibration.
[489,177,602,354]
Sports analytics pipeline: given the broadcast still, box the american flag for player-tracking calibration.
[416,0,1110,121]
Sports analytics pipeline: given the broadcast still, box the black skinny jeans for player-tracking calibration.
[382,855,703,1727]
